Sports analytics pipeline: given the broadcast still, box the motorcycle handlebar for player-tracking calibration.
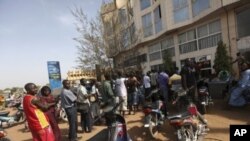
[93,99,124,124]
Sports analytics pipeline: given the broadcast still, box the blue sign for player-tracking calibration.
[47,61,62,90]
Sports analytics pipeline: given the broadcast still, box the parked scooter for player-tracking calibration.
[0,128,10,141]
[55,100,68,122]
[95,100,132,141]
[0,103,25,127]
[142,88,165,138]
[168,89,208,141]
[197,79,213,114]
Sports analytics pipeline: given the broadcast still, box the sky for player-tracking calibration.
[0,0,103,89]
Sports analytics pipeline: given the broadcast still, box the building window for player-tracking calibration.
[142,13,153,37]
[129,23,136,43]
[149,42,161,61]
[178,29,197,54]
[137,54,147,63]
[104,21,113,36]
[197,20,222,50]
[192,0,210,17]
[237,8,250,38]
[118,7,128,25]
[161,37,175,57]
[121,28,130,48]
[154,5,162,33]
[140,0,151,10]
[151,64,163,71]
[173,0,189,23]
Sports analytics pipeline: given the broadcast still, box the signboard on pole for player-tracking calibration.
[47,61,62,91]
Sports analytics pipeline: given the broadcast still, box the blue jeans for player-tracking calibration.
[80,110,92,132]
[65,106,77,141]
[160,87,168,115]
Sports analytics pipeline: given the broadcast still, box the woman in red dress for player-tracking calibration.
[40,86,61,141]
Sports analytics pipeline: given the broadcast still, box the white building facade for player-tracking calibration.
[101,0,250,77]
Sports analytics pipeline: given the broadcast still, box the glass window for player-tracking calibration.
[154,5,162,33]
[130,23,136,43]
[121,29,130,48]
[192,0,210,17]
[179,41,197,54]
[162,48,175,57]
[187,29,196,40]
[162,37,174,50]
[149,52,161,61]
[237,8,250,38]
[178,33,186,43]
[137,54,147,63]
[198,33,222,50]
[140,0,151,10]
[198,24,208,38]
[142,13,153,37]
[118,8,128,25]
[209,20,221,34]
[149,43,161,53]
[173,0,189,23]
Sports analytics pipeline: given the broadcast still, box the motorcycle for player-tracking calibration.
[55,100,68,122]
[0,128,10,141]
[0,103,25,127]
[197,79,213,114]
[94,100,131,141]
[168,89,208,141]
[142,88,165,138]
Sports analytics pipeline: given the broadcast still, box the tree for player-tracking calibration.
[72,7,110,69]
[213,41,232,74]
[162,50,174,73]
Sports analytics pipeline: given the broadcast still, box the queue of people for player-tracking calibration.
[23,56,250,141]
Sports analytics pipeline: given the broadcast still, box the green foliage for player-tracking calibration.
[213,41,232,73]
[162,50,174,73]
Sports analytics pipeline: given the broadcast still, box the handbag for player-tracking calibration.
[77,102,89,112]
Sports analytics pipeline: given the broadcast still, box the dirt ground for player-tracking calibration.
[3,99,250,141]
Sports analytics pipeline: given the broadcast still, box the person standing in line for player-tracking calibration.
[100,73,116,107]
[143,72,151,99]
[157,70,169,115]
[39,86,61,141]
[89,79,101,125]
[61,80,81,141]
[127,72,140,114]
[150,69,158,89]
[23,83,55,141]
[180,58,197,102]
[115,71,128,114]
[77,79,92,133]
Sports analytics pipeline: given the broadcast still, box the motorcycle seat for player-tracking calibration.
[143,104,152,109]
[167,112,189,120]
[0,111,9,117]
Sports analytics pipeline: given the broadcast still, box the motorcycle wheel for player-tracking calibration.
[108,121,120,141]
[60,108,68,122]
[148,113,159,138]
[0,138,11,141]
[108,126,116,141]
[200,104,207,115]
[178,125,194,141]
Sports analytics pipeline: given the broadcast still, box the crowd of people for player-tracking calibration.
[21,55,250,141]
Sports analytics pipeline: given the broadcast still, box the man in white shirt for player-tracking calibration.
[77,79,92,133]
[115,71,128,112]
[143,72,151,98]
